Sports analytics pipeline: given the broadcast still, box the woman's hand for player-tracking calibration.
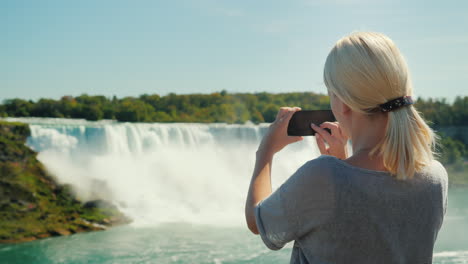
[257,107,303,156]
[311,121,348,160]
[246,106,302,234]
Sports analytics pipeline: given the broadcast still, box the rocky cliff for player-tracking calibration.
[0,121,130,243]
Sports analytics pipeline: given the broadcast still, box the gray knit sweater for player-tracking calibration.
[255,155,448,264]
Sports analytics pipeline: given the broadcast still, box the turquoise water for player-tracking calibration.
[0,118,466,263]
[1,189,467,264]
[0,225,290,264]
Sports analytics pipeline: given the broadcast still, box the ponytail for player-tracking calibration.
[324,31,438,180]
[372,106,436,179]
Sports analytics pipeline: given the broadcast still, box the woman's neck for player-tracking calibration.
[345,112,389,172]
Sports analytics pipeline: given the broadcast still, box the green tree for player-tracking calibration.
[57,96,76,118]
[81,104,103,121]
[250,110,264,123]
[154,111,172,122]
[262,104,278,123]
[452,96,467,126]
[439,136,467,165]
[1,93,466,128]
[0,104,6,117]
[30,99,62,117]
[233,103,251,123]
[115,99,155,122]
[3,99,33,116]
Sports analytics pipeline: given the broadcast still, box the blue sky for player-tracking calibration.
[1,0,467,102]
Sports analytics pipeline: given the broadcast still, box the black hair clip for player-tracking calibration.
[379,96,414,112]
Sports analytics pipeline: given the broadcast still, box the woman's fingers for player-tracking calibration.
[276,107,301,127]
[290,135,304,144]
[276,107,294,120]
[260,106,304,155]
[312,121,348,160]
[319,122,341,137]
[284,108,298,119]
[276,107,302,120]
[315,134,328,154]
[311,123,333,143]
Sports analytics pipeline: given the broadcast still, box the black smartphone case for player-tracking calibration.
[287,110,336,136]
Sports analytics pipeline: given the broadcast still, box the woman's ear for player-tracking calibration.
[341,102,352,116]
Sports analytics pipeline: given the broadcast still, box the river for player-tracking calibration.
[0,117,466,263]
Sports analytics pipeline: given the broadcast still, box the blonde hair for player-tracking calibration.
[323,31,436,179]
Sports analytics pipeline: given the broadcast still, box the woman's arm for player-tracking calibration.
[245,107,302,234]
[245,149,274,234]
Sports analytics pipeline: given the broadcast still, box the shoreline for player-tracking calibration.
[0,121,131,244]
[0,218,130,244]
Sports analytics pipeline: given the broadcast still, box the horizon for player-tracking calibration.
[1,90,464,105]
[2,0,467,102]
[1,90,466,105]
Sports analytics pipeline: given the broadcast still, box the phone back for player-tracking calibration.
[287,110,336,136]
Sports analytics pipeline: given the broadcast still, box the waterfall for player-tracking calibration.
[3,117,322,226]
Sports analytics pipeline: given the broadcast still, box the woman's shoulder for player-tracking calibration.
[417,159,448,186]
[294,155,345,183]
[302,155,391,176]
[284,156,339,197]
[424,159,447,175]
[303,154,341,166]
[300,155,340,172]
[298,155,448,183]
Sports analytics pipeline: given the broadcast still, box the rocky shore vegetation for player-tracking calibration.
[0,121,130,243]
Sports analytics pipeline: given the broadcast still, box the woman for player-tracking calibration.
[245,31,448,263]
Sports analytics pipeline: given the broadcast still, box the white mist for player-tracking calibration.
[6,117,322,227]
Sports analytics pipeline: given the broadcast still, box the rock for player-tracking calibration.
[19,202,37,212]
[36,233,50,239]
[19,237,37,243]
[49,228,71,236]
[109,215,132,226]
[83,200,118,210]
[15,228,26,234]
[78,219,106,231]
[0,237,37,244]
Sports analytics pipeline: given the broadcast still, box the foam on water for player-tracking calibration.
[434,251,468,264]
[3,117,322,226]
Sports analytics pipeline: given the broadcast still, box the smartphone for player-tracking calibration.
[287,110,336,136]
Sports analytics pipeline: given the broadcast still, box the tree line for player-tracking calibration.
[0,91,333,124]
[0,92,466,126]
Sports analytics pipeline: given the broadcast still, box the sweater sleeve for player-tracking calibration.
[255,156,336,250]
